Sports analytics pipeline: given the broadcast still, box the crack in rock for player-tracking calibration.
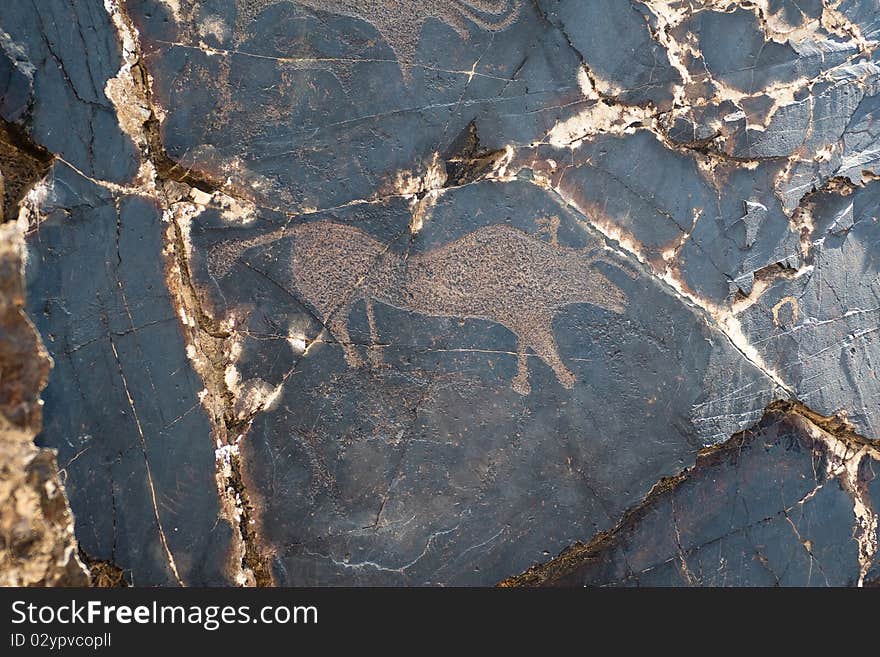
[7,0,880,587]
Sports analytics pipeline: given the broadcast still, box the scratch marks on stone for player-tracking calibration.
[37,0,880,588]
[302,523,461,576]
[230,0,523,78]
[209,221,632,394]
[106,334,184,586]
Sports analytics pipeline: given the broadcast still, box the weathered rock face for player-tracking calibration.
[28,163,239,586]
[0,179,88,587]
[502,402,880,587]
[3,0,880,586]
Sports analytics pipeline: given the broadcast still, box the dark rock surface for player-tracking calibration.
[0,145,88,586]
[0,1,139,182]
[3,0,880,586]
[27,162,236,585]
[503,402,880,587]
[190,184,774,584]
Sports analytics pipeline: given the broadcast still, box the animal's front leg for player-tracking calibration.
[510,341,531,396]
[516,321,576,391]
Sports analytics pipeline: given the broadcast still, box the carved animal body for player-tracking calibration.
[211,222,632,395]
[234,0,521,74]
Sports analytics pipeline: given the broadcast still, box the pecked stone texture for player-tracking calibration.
[4,0,880,586]
[189,181,774,584]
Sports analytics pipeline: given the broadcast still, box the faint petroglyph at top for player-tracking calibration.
[233,1,522,75]
[209,221,635,395]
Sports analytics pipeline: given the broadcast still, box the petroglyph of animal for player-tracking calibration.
[209,222,634,395]
[233,0,522,74]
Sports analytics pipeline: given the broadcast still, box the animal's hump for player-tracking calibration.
[457,223,536,243]
[293,221,388,257]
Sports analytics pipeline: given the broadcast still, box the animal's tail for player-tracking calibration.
[207,226,291,280]
[453,0,521,31]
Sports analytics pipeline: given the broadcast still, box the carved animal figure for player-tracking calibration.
[210,222,633,395]
[234,0,521,74]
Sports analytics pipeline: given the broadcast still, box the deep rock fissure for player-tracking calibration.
[26,0,278,586]
[500,399,880,587]
[7,0,880,586]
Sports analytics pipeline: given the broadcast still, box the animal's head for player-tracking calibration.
[582,250,639,315]
[587,269,628,315]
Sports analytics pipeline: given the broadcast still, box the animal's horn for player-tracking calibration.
[454,0,520,30]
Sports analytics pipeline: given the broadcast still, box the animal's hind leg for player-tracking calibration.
[510,341,531,396]
[327,307,363,368]
[364,296,384,368]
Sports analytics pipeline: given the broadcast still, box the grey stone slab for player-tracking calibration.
[25,163,234,585]
[0,2,139,182]
[6,0,880,587]
[512,407,870,587]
